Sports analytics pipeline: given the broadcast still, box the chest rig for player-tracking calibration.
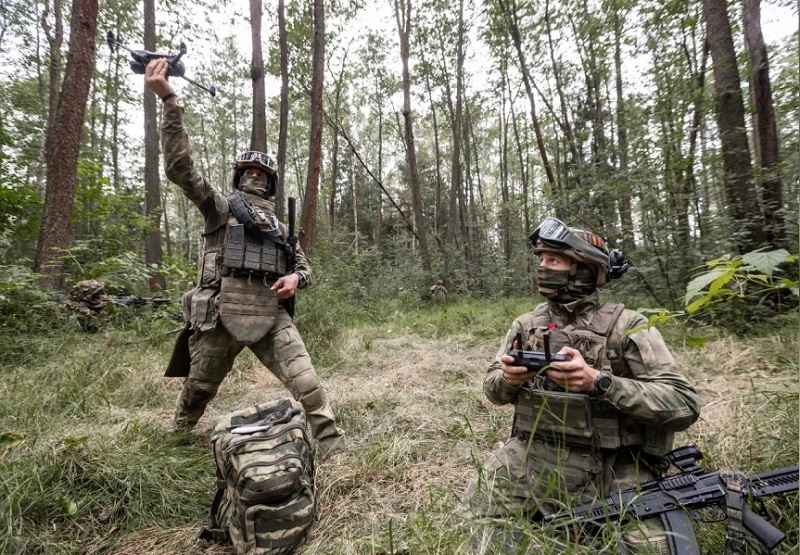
[512,302,647,451]
[193,192,292,345]
[222,193,290,279]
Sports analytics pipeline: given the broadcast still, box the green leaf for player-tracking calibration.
[685,336,712,347]
[685,268,730,303]
[707,272,734,295]
[62,499,79,517]
[64,436,88,449]
[779,278,799,297]
[742,249,790,277]
[0,432,25,449]
[685,297,706,314]
[703,254,732,269]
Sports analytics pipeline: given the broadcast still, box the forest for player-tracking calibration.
[0,0,798,553]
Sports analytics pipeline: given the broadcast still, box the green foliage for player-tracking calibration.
[682,249,798,333]
[60,246,152,294]
[0,425,212,555]
[684,249,798,311]
[0,265,60,335]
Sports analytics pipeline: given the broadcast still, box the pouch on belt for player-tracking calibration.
[219,275,279,345]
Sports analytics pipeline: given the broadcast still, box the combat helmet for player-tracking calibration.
[233,151,279,197]
[529,217,628,290]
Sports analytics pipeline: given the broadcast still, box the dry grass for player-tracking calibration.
[3,310,796,555]
[137,323,795,555]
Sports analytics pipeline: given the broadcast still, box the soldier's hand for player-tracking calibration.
[547,347,600,393]
[271,273,300,299]
[499,354,540,386]
[144,58,175,100]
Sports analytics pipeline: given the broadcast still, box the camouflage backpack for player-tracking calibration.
[202,399,316,555]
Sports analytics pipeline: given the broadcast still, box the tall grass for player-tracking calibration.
[1,293,796,554]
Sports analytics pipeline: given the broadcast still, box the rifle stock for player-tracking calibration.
[282,197,297,319]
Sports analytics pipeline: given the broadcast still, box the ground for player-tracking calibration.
[86,324,798,555]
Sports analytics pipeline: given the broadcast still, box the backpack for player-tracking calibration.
[202,399,316,555]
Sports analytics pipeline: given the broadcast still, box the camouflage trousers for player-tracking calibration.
[174,309,344,446]
[461,437,683,554]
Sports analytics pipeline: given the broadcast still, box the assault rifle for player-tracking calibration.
[508,330,568,373]
[282,197,298,319]
[110,294,171,306]
[105,30,217,96]
[543,445,798,554]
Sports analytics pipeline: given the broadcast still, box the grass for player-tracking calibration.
[0,295,797,554]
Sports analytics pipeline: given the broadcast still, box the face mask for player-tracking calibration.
[239,175,268,197]
[536,266,571,300]
[536,264,596,303]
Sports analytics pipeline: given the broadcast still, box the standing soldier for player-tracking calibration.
[144,59,346,458]
[461,217,700,552]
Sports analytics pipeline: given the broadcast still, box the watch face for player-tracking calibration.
[597,374,613,393]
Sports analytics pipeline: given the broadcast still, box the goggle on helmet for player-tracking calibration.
[233,151,279,196]
[529,217,629,285]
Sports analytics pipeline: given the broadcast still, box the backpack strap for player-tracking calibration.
[198,468,230,543]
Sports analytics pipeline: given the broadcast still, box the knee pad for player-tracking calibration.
[294,373,324,409]
[183,378,221,409]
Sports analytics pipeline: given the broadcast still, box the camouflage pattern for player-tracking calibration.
[210,399,315,555]
[430,280,447,299]
[462,293,699,553]
[63,279,109,316]
[162,104,344,449]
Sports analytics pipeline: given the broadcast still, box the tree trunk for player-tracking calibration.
[328,50,349,229]
[545,0,582,183]
[300,0,324,255]
[743,0,784,246]
[454,0,472,264]
[42,0,63,166]
[701,0,766,252]
[377,100,384,254]
[496,0,557,190]
[351,153,358,255]
[613,9,635,252]
[143,0,165,292]
[394,0,432,272]
[33,0,98,289]
[250,0,268,153]
[421,51,444,237]
[276,0,289,219]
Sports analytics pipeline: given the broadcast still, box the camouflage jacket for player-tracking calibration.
[484,293,700,433]
[161,104,313,288]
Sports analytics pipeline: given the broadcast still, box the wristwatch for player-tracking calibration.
[295,273,305,287]
[592,372,613,397]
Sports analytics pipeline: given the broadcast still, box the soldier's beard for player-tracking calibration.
[239,176,269,197]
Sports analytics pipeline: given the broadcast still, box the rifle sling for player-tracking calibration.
[722,470,776,555]
[228,192,288,246]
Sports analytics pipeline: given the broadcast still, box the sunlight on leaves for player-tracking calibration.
[0,431,25,449]
[64,436,89,449]
[742,249,791,277]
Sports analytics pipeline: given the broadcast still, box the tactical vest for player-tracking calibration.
[222,193,290,279]
[512,302,670,456]
[192,193,291,345]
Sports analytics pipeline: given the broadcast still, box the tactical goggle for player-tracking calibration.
[236,151,277,174]
[529,217,608,266]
